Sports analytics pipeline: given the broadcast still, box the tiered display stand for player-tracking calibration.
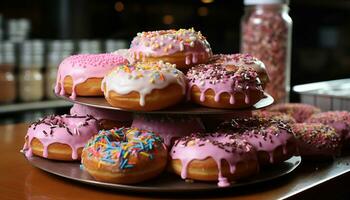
[24,93,301,192]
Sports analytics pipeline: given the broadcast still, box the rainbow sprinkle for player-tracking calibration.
[83,127,164,170]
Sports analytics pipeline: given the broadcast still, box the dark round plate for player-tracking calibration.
[55,93,274,115]
[25,155,301,193]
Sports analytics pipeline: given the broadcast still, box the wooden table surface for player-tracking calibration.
[2,123,350,200]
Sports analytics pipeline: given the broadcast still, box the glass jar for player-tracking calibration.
[45,40,74,99]
[241,0,292,103]
[19,52,44,102]
[0,42,16,104]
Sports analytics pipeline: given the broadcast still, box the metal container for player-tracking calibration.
[293,79,350,111]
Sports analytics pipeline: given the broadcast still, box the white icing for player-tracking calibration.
[102,61,186,106]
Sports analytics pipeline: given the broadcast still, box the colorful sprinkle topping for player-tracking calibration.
[83,127,164,170]
[130,28,211,55]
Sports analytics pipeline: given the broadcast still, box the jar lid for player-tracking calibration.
[48,40,74,53]
[78,40,101,54]
[20,53,44,69]
[244,0,289,5]
[105,39,128,52]
[21,40,45,55]
[0,41,15,53]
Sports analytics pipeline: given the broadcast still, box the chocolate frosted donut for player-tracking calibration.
[267,103,321,123]
[292,123,342,159]
[217,116,297,165]
[170,132,259,187]
[187,54,265,109]
[306,111,350,141]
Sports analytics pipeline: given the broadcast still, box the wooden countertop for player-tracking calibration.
[1,123,350,200]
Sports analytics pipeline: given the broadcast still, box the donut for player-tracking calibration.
[131,114,205,147]
[252,110,296,124]
[170,133,258,187]
[55,53,128,99]
[129,28,212,71]
[23,114,99,161]
[102,61,187,111]
[291,123,342,159]
[81,127,168,184]
[306,111,350,141]
[70,104,132,129]
[267,103,321,123]
[209,54,269,88]
[112,49,135,64]
[217,116,297,165]
[187,55,265,109]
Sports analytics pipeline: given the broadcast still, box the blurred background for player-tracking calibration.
[0,0,349,123]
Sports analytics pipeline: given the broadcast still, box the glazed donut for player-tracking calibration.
[306,111,350,141]
[292,123,342,159]
[55,53,128,99]
[81,127,168,184]
[170,133,258,187]
[217,116,297,165]
[23,115,99,161]
[209,54,269,88]
[102,61,187,111]
[129,28,212,71]
[252,110,296,124]
[70,104,132,130]
[131,114,205,147]
[267,103,321,123]
[187,55,265,109]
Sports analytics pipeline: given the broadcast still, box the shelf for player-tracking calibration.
[0,100,73,114]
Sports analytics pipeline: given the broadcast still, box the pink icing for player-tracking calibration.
[170,133,258,187]
[70,104,132,122]
[209,54,269,85]
[186,55,264,105]
[129,28,212,66]
[217,117,295,164]
[22,115,99,160]
[54,53,128,99]
[131,114,205,147]
[306,111,350,140]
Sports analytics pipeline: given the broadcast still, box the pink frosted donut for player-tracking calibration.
[218,117,297,165]
[129,28,212,70]
[70,104,132,129]
[291,123,342,159]
[267,103,321,123]
[306,111,350,140]
[131,114,205,147]
[209,54,269,88]
[23,114,99,161]
[252,110,296,124]
[55,53,128,99]
[187,54,265,109]
[170,133,259,187]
